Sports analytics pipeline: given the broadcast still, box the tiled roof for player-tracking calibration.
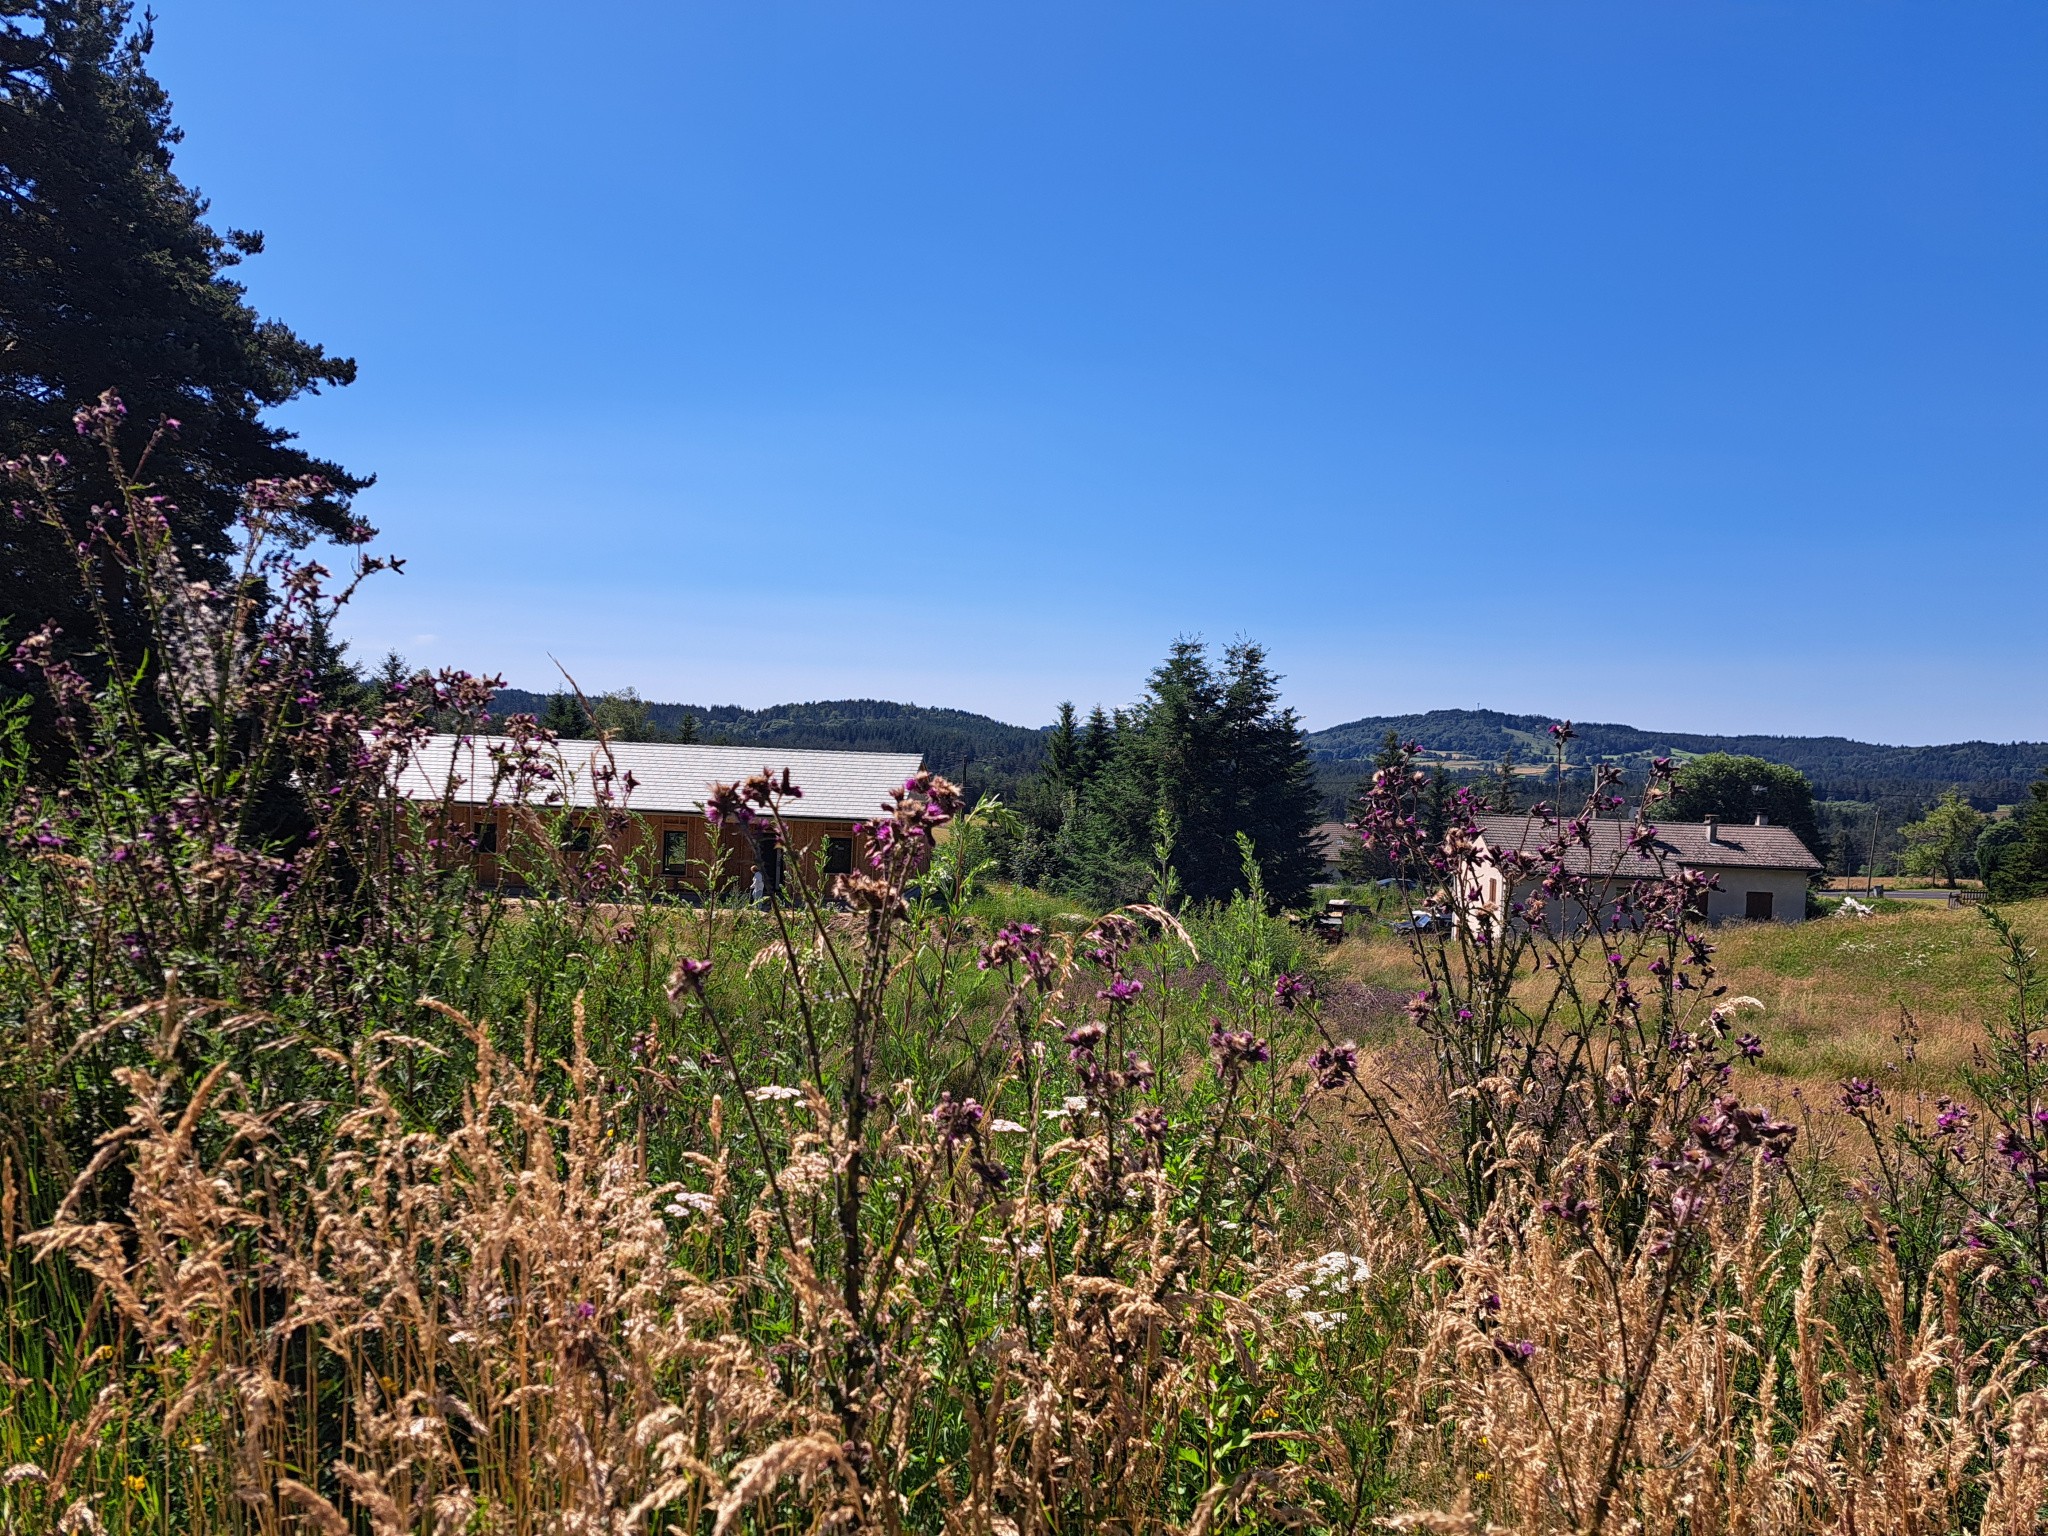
[390,735,925,822]
[1473,814,1822,875]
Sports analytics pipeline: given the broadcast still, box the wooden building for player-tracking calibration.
[391,734,924,896]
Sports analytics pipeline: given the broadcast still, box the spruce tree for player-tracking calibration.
[1987,776,2048,901]
[1044,702,1080,789]
[1086,639,1321,908]
[1078,706,1113,783]
[1488,749,1519,813]
[1,2,363,693]
[1339,730,1406,882]
[540,692,591,737]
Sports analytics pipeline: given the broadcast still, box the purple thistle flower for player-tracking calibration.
[1063,1021,1106,1057]
[1210,1027,1271,1079]
[667,956,713,1003]
[930,1093,985,1146]
[1839,1077,1884,1115]
[1308,1041,1359,1090]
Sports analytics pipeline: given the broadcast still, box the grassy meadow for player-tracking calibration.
[1333,897,2048,1104]
[6,475,2048,1534]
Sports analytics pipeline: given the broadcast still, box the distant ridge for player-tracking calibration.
[1306,708,2048,804]
[488,690,1046,788]
[482,693,2047,809]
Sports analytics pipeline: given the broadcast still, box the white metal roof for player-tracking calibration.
[390,734,925,822]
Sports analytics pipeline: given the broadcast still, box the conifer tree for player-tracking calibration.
[540,692,592,737]
[1086,639,1320,908]
[1339,730,1406,882]
[1986,776,2048,901]
[1044,702,1081,789]
[1488,749,1520,813]
[1,2,363,696]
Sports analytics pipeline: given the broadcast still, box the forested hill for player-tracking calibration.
[480,691,2048,810]
[1306,709,2048,804]
[489,690,1046,786]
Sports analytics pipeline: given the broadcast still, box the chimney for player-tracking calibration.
[1755,813,1769,826]
[1704,816,1719,844]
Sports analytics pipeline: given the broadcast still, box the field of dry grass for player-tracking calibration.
[1327,898,2048,1111]
[1711,899,2047,1093]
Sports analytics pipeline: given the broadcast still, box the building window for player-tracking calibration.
[825,836,854,876]
[559,823,592,855]
[472,817,498,855]
[1744,890,1774,921]
[662,829,691,873]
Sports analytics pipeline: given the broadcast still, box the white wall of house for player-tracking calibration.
[1694,866,1810,924]
[1476,860,1811,931]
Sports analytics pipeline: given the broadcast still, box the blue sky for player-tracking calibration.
[151,2,2046,742]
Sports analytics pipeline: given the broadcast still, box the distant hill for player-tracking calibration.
[489,691,1047,793]
[480,692,2047,817]
[1306,708,2048,807]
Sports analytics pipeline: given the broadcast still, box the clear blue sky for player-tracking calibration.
[151,2,2046,743]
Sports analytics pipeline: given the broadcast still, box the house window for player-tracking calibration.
[1744,890,1774,921]
[559,823,592,854]
[472,817,498,855]
[662,829,691,873]
[825,836,854,877]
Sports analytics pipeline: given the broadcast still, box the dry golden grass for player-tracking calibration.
[1328,901,2048,1105]
[1390,1174,2048,1536]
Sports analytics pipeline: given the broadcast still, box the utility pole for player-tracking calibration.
[1866,803,1881,896]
